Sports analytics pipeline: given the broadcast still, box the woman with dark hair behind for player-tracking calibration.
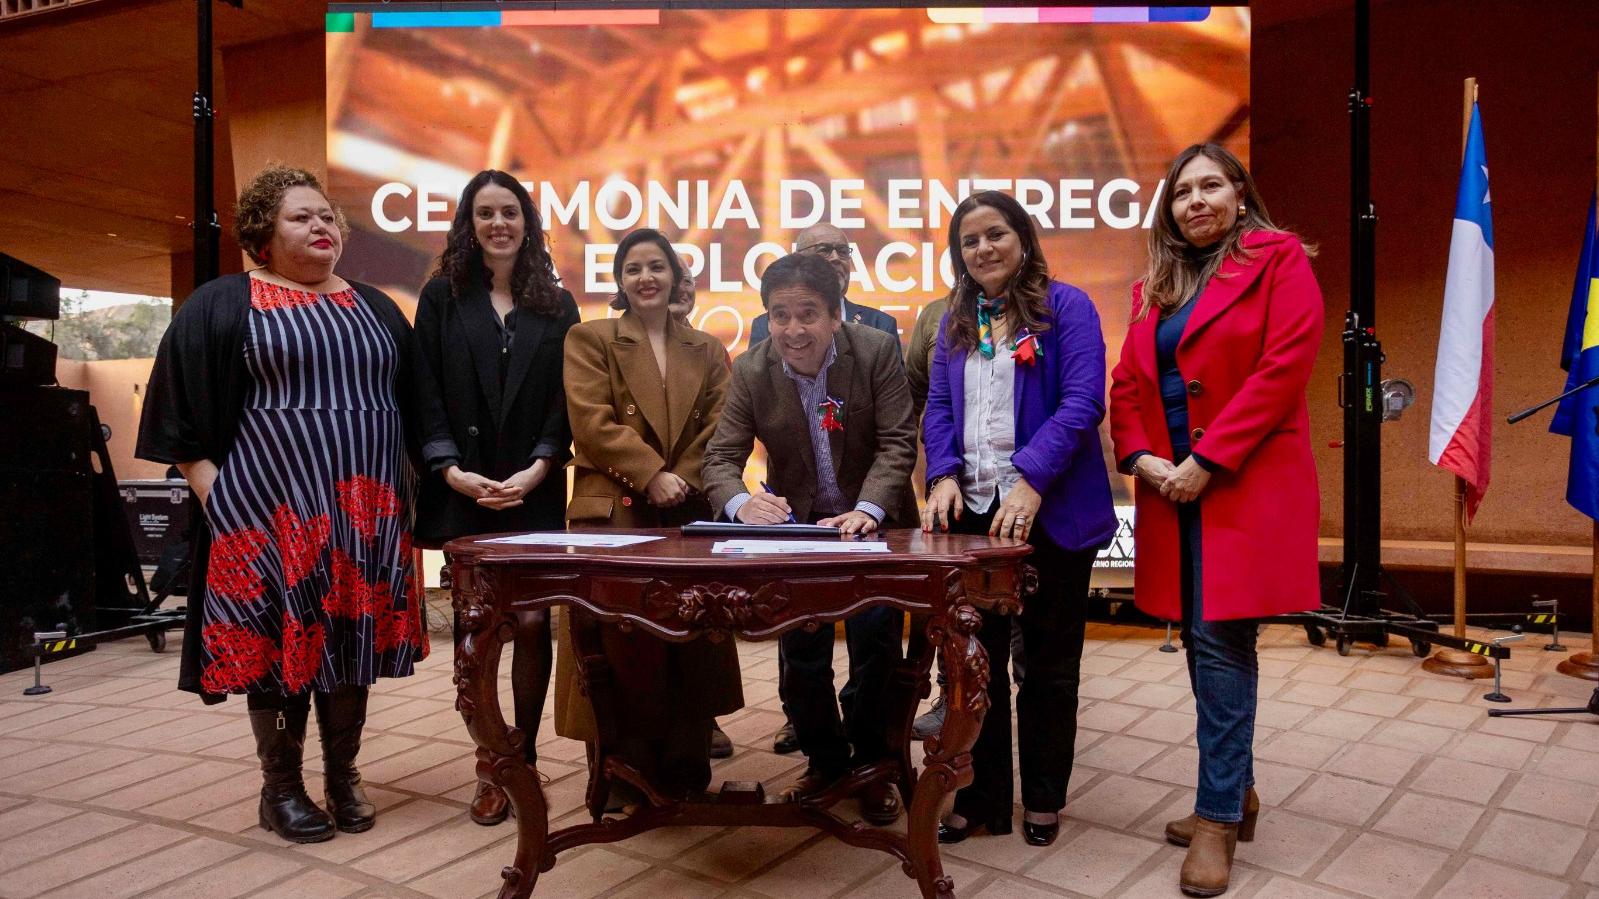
[137,164,424,844]
[921,190,1116,848]
[555,228,743,800]
[412,170,580,825]
[1110,143,1323,896]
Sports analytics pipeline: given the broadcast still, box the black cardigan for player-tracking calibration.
[411,276,579,544]
[135,272,419,702]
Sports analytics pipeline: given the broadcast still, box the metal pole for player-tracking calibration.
[193,0,220,288]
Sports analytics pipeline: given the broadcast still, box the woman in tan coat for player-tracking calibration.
[556,228,743,800]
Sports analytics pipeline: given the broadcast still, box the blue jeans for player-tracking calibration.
[1177,500,1258,823]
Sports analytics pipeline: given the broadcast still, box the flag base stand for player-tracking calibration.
[1423,648,1494,679]
[1556,652,1599,681]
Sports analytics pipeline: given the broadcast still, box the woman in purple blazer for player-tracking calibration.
[922,190,1117,848]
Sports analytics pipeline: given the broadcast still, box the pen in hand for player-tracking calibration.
[759,481,798,523]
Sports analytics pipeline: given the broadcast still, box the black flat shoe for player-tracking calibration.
[937,814,1013,844]
[1022,818,1060,846]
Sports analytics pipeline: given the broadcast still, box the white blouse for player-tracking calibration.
[959,340,1019,514]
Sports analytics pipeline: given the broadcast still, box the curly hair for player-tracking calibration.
[233,164,347,265]
[432,170,563,316]
[942,190,1053,355]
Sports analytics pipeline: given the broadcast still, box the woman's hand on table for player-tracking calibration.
[921,477,962,533]
[990,478,1042,541]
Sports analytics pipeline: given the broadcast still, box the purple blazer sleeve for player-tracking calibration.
[922,312,962,484]
[1011,282,1108,493]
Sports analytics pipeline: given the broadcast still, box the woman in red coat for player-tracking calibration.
[1109,143,1323,897]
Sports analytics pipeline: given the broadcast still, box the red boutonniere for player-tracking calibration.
[818,396,845,433]
[1013,330,1042,366]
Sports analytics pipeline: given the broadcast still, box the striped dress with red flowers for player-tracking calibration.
[198,278,426,696]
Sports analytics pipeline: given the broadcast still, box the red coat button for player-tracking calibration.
[621,497,632,507]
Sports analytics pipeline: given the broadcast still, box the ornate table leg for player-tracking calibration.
[906,579,990,899]
[453,563,549,899]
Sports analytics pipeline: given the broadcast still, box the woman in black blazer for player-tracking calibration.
[412,170,580,825]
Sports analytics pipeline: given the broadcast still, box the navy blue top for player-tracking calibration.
[1156,295,1198,458]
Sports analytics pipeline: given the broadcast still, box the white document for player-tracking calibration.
[711,539,891,555]
[477,533,663,548]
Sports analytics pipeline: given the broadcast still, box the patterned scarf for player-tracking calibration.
[976,293,1006,359]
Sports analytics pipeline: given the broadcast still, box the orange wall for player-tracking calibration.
[1253,0,1599,548]
[56,358,164,482]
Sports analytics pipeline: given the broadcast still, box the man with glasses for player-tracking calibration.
[749,223,900,348]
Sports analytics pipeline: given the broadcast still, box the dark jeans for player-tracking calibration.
[1176,499,1258,823]
[780,604,905,775]
[951,504,1094,818]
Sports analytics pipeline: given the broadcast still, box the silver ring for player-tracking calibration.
[1016,515,1027,522]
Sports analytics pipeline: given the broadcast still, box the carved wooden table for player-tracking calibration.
[447,528,1033,899]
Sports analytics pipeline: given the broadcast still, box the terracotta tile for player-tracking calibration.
[1534,746,1599,787]
[971,875,1078,899]
[677,826,817,882]
[1403,698,1484,728]
[1435,857,1570,899]
[1556,720,1599,751]
[0,746,146,794]
[1136,746,1198,788]
[851,856,984,899]
[1364,718,1455,754]
[1285,774,1393,827]
[1474,712,1558,742]
[359,740,475,788]
[1337,690,1414,718]
[151,852,303,899]
[1254,731,1344,769]
[72,709,189,744]
[0,703,98,736]
[1076,701,1147,734]
[1119,682,1189,710]
[1074,735,1166,775]
[1235,809,1346,877]
[91,759,248,810]
[1298,709,1381,741]
[1315,832,1449,899]
[238,867,366,899]
[0,741,93,780]
[1471,810,1587,876]
[352,814,513,881]
[614,825,725,861]
[1501,772,1599,826]
[0,809,133,873]
[1250,876,1361,899]
[1276,682,1349,708]
[1065,773,1175,831]
[1076,676,1136,701]
[1289,664,1353,686]
[37,835,244,899]
[2,821,188,898]
[1080,654,1131,676]
[1123,708,1196,744]
[48,751,191,802]
[140,769,264,821]
[745,836,894,899]
[1252,760,1312,807]
[1345,672,1410,695]
[1254,699,1314,730]
[1447,731,1536,770]
[292,798,458,865]
[1324,743,1421,786]
[7,705,148,741]
[1410,756,1510,802]
[606,868,726,899]
[1023,825,1161,896]
[1402,676,1477,702]
[1371,792,1484,849]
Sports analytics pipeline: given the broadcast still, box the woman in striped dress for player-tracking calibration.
[138,165,424,844]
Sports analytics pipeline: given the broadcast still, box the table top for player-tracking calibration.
[444,527,1031,573]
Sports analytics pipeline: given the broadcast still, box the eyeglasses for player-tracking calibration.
[798,241,854,259]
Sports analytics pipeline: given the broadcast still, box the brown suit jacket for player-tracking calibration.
[557,311,740,742]
[703,322,918,526]
[563,311,728,527]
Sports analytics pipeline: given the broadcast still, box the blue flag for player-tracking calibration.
[1550,193,1599,520]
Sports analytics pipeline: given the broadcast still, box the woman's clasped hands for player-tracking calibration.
[1134,454,1211,504]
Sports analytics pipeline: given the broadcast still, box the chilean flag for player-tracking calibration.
[1428,101,1494,521]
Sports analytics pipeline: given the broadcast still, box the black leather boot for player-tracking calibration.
[315,685,377,833]
[251,704,336,843]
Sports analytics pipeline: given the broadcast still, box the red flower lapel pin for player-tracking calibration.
[818,396,845,433]
[1013,330,1042,366]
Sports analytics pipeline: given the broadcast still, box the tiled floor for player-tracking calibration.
[3,602,1599,899]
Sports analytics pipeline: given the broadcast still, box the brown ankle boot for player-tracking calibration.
[1179,817,1239,897]
[1165,787,1258,847]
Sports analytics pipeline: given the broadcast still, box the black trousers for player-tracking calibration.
[951,503,1094,818]
[779,604,904,775]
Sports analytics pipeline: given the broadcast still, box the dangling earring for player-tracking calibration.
[1237,204,1246,216]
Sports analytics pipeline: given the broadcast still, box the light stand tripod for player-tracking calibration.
[1487,686,1599,719]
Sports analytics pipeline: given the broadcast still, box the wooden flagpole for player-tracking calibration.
[1425,78,1493,678]
[1558,73,1599,681]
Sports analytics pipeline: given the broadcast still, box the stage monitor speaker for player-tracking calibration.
[0,387,90,472]
[0,252,62,321]
[0,324,58,387]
